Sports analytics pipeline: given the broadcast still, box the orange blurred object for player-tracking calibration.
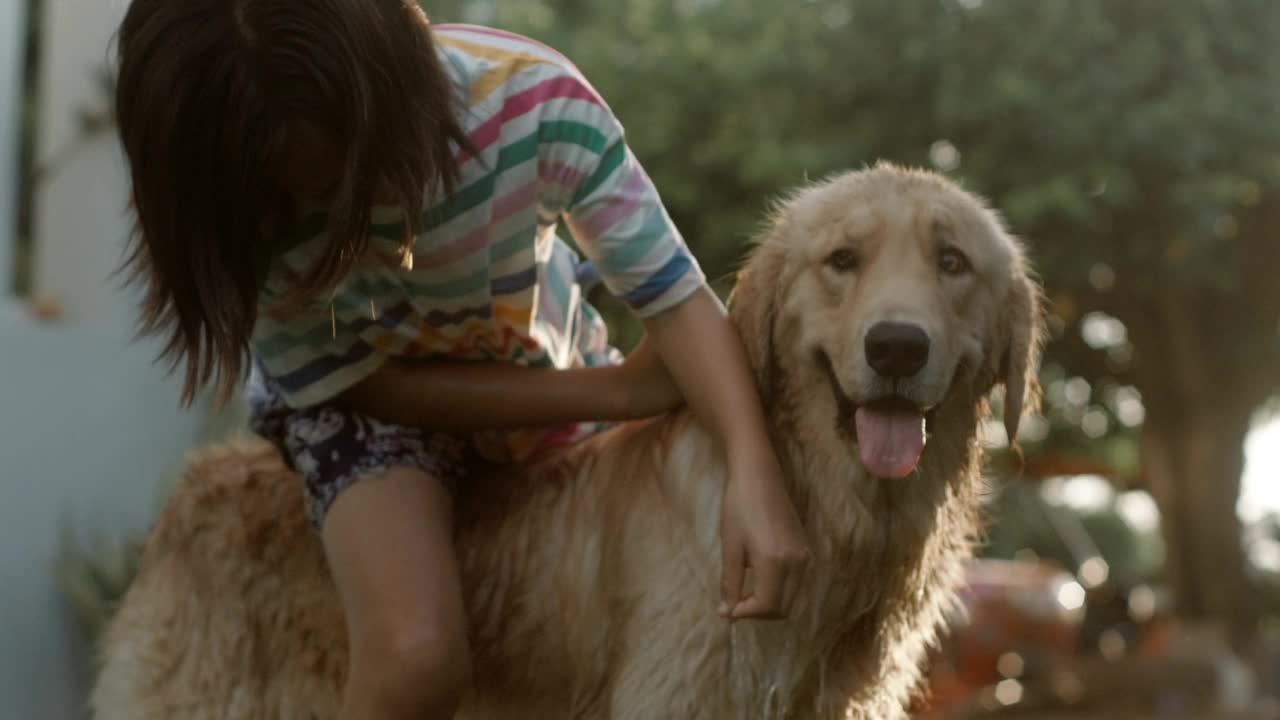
[915,559,1084,717]
[27,294,64,323]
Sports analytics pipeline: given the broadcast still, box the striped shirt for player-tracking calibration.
[251,24,706,461]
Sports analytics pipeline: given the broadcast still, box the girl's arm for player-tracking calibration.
[339,338,679,432]
[526,65,807,618]
[643,287,810,620]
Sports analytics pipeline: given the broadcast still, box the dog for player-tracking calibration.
[91,163,1043,719]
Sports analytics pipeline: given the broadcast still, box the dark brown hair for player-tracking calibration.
[115,0,472,405]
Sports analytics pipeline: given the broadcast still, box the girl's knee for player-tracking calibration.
[357,624,473,714]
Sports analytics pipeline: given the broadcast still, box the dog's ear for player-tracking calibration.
[728,239,786,405]
[998,260,1045,444]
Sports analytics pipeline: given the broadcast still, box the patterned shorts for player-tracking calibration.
[247,367,484,530]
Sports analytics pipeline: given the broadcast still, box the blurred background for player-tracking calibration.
[2,0,1279,717]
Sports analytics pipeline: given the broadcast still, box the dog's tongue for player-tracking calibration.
[855,406,926,478]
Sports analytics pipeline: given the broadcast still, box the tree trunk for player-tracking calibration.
[1129,286,1263,652]
[1140,384,1258,650]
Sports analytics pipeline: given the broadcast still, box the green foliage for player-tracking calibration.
[464,0,1280,271]
[982,481,1164,586]
[932,0,1280,295]
[56,526,142,649]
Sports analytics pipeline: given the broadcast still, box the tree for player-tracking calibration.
[468,0,1280,645]
[930,0,1280,648]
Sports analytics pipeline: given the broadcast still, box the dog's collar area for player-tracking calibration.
[814,349,939,439]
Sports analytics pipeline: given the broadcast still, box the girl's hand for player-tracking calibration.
[718,443,810,620]
[616,336,685,418]
[638,287,810,620]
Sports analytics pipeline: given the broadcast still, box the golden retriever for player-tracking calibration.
[90,163,1043,719]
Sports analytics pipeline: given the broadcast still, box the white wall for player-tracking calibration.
[32,0,131,332]
[1,1,229,717]
[0,325,215,720]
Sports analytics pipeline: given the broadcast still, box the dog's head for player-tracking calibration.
[731,163,1044,479]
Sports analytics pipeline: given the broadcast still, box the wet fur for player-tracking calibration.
[91,164,1043,719]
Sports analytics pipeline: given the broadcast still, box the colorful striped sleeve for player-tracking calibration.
[540,71,706,317]
[251,277,389,409]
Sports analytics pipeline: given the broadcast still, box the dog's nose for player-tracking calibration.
[865,322,930,378]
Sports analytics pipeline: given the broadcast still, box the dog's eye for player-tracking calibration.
[825,248,861,273]
[938,247,971,276]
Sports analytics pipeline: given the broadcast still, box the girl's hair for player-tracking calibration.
[115,0,472,405]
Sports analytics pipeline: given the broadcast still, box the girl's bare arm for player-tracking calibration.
[339,339,678,432]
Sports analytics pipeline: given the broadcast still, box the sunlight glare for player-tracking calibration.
[1239,416,1280,523]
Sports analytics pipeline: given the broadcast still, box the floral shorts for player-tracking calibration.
[247,366,484,530]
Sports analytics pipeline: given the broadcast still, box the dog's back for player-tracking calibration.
[91,438,347,719]
[93,415,725,719]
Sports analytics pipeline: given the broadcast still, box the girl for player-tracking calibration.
[114,1,808,717]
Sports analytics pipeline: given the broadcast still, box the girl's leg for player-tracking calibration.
[321,466,471,720]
